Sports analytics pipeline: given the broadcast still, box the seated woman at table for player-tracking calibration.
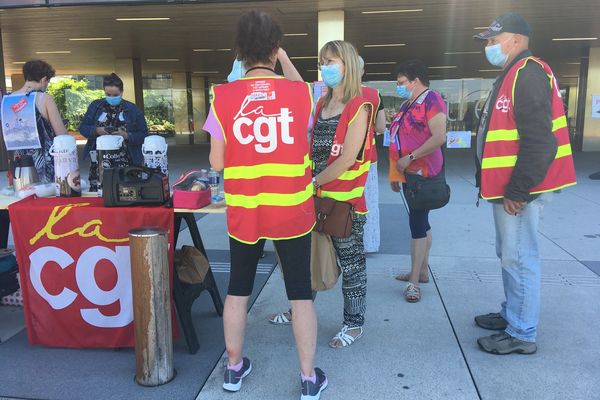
[11,60,68,183]
[79,73,148,166]
[204,10,327,399]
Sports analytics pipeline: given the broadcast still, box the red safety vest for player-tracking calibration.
[481,57,577,200]
[313,96,372,213]
[211,76,315,244]
[361,85,381,163]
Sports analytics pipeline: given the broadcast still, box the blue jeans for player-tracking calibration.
[493,193,553,342]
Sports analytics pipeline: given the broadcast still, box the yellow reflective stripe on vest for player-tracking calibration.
[553,116,567,131]
[320,186,365,201]
[225,182,313,208]
[482,144,572,169]
[555,143,572,158]
[481,154,517,169]
[337,161,371,181]
[486,129,519,142]
[486,116,568,143]
[224,154,310,180]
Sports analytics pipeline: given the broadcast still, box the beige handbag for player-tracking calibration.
[310,231,340,291]
[275,231,340,292]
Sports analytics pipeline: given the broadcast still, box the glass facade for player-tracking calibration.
[143,74,176,136]
[365,79,495,137]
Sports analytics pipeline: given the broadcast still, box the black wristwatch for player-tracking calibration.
[408,152,416,161]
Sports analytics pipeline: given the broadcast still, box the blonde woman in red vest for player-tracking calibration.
[268,41,372,348]
[473,13,576,355]
[312,41,372,349]
[205,11,327,399]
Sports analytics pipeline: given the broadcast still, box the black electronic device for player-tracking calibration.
[104,126,117,134]
[103,166,170,207]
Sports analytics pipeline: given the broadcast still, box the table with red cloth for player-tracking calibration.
[8,196,174,348]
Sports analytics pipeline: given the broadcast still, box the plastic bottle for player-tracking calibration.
[199,169,209,187]
[208,168,220,201]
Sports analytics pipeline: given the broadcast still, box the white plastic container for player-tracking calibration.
[50,135,80,197]
[142,135,168,176]
[96,135,128,193]
[96,134,124,151]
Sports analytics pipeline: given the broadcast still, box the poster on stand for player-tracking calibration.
[0,93,41,151]
[446,131,472,148]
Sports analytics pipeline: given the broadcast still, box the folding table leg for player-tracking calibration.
[172,212,224,354]
[182,213,224,314]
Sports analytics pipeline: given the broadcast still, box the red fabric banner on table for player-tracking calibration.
[8,196,174,348]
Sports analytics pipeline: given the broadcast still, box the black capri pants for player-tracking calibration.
[403,183,432,239]
[228,233,312,300]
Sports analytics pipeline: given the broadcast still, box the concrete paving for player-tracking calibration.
[1,145,599,400]
[191,146,600,400]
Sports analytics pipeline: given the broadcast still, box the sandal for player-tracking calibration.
[404,282,421,303]
[329,325,363,349]
[268,311,292,325]
[395,273,429,283]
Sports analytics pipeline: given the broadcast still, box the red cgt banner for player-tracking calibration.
[8,196,174,348]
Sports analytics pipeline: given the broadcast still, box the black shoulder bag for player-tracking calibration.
[397,91,451,211]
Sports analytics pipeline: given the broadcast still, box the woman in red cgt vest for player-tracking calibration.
[204,10,327,399]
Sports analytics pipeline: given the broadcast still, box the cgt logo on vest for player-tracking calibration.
[233,96,295,153]
[496,95,511,113]
[331,142,344,157]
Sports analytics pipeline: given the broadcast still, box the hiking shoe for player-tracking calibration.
[474,312,508,330]
[477,332,537,355]
[301,367,328,400]
[223,357,252,392]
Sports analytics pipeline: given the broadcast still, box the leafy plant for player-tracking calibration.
[47,78,177,134]
[47,78,103,131]
[144,90,175,133]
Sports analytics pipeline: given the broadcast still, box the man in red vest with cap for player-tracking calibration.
[473,13,576,355]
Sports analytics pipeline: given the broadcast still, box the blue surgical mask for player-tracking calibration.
[396,85,412,99]
[105,95,122,106]
[485,43,509,67]
[321,64,343,88]
[227,59,246,83]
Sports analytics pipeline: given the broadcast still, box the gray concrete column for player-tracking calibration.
[115,58,144,110]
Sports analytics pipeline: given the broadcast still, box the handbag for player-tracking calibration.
[314,196,354,238]
[310,231,340,291]
[174,245,210,284]
[274,231,340,291]
[392,89,451,211]
[403,168,451,210]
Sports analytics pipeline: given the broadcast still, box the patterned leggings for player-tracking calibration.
[331,213,367,328]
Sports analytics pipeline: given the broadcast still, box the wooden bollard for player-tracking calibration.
[129,227,175,387]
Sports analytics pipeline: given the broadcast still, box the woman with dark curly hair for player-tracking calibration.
[11,60,68,183]
[204,10,327,399]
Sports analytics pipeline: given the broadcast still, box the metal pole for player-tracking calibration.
[129,226,175,387]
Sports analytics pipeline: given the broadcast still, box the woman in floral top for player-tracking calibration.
[389,60,447,302]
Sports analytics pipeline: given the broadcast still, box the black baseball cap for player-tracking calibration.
[474,13,531,40]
